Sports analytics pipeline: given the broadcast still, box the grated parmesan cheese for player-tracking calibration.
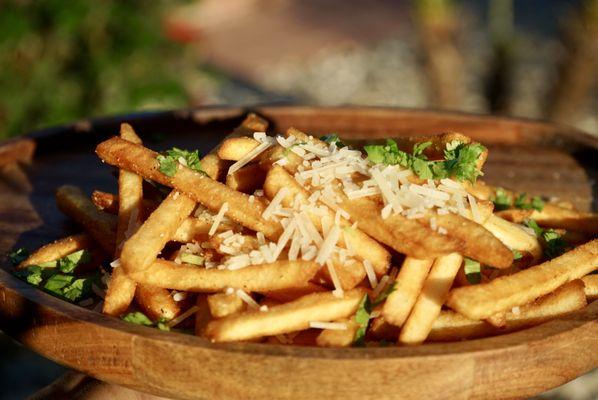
[209,202,229,236]
[309,321,347,330]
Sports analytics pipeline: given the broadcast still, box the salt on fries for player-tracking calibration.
[9,113,597,347]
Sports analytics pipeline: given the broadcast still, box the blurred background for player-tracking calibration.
[0,0,596,398]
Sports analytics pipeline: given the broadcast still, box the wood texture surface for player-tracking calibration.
[0,106,596,400]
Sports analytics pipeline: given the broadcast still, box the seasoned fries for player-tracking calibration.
[9,113,597,347]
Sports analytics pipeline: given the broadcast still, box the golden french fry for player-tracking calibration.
[120,190,196,275]
[18,234,91,269]
[96,137,283,240]
[314,257,366,291]
[429,280,587,341]
[201,113,268,180]
[55,185,117,254]
[368,315,400,341]
[90,191,158,216]
[582,274,598,301]
[382,257,434,327]
[172,215,236,243]
[483,214,543,262]
[218,137,261,161]
[205,288,366,342]
[399,253,463,345]
[135,284,181,321]
[225,163,267,193]
[316,319,360,347]
[207,293,246,318]
[129,259,320,293]
[485,312,507,328]
[446,239,598,320]
[499,204,598,235]
[263,166,391,275]
[103,267,137,317]
[261,283,327,302]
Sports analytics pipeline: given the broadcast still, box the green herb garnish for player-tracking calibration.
[122,311,154,326]
[524,219,568,259]
[57,249,91,273]
[7,247,29,266]
[512,249,523,261]
[464,258,482,284]
[493,188,512,211]
[320,134,346,148]
[156,317,171,331]
[514,193,544,211]
[364,139,486,182]
[157,147,205,177]
[353,294,372,346]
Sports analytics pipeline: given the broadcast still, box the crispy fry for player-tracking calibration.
[218,137,261,161]
[399,253,463,344]
[90,191,158,216]
[368,315,400,341]
[582,275,598,301]
[225,163,267,193]
[429,280,587,341]
[172,215,236,243]
[382,257,434,327]
[261,283,328,302]
[263,166,391,275]
[446,239,598,320]
[18,234,91,269]
[135,284,181,321]
[104,124,144,317]
[96,137,283,240]
[498,204,598,235]
[201,113,268,180]
[120,190,196,274]
[315,257,367,290]
[207,293,246,318]
[129,259,320,293]
[316,319,360,347]
[205,288,365,342]
[55,185,116,253]
[483,214,543,262]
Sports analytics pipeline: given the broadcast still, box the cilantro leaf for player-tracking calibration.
[464,258,482,284]
[122,311,154,326]
[62,278,91,302]
[514,193,545,211]
[320,134,346,148]
[530,196,545,211]
[493,188,512,211]
[156,317,171,331]
[44,274,74,296]
[365,139,486,182]
[512,249,523,261]
[14,265,44,286]
[58,249,91,273]
[353,294,372,346]
[524,219,568,259]
[157,147,205,177]
[8,247,28,266]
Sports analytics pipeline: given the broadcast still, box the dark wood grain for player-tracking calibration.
[0,106,596,400]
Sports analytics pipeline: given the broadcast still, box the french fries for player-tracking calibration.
[446,239,598,320]
[120,190,196,274]
[55,185,116,253]
[399,253,463,344]
[382,257,434,327]
[14,113,597,348]
[96,137,283,239]
[429,280,587,341]
[18,234,91,269]
[205,289,365,342]
[128,259,320,293]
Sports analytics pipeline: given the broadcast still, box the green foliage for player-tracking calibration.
[157,147,205,177]
[0,1,191,138]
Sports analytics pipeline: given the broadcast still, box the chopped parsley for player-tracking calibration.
[157,147,205,177]
[12,249,95,303]
[364,139,486,182]
[524,219,568,259]
[7,247,29,266]
[180,253,204,266]
[320,134,346,148]
[493,188,512,211]
[512,249,523,261]
[514,193,544,211]
[122,312,171,331]
[353,294,372,346]
[463,258,482,284]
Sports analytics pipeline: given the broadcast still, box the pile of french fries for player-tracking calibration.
[11,113,598,346]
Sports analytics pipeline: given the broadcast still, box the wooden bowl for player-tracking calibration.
[0,106,596,400]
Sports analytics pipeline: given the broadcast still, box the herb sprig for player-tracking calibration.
[364,139,486,182]
[122,311,170,331]
[353,283,397,346]
[524,219,568,259]
[463,258,482,284]
[492,188,544,212]
[157,147,205,177]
